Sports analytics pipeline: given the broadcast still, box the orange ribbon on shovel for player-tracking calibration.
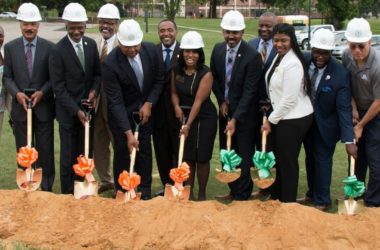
[17,146,38,168]
[73,155,95,182]
[170,162,190,191]
[118,170,141,199]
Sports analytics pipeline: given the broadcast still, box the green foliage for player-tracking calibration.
[163,0,182,20]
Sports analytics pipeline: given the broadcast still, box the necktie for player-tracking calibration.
[261,41,267,63]
[310,67,319,103]
[76,44,85,70]
[25,43,33,77]
[164,48,171,69]
[131,57,144,91]
[100,40,108,63]
[225,48,235,102]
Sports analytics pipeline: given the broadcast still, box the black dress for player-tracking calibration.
[175,65,217,162]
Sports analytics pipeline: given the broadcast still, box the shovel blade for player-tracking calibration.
[164,184,191,200]
[251,168,276,189]
[337,198,365,215]
[115,190,141,202]
[74,180,98,200]
[215,169,241,183]
[16,168,42,191]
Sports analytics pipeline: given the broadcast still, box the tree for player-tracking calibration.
[163,0,181,20]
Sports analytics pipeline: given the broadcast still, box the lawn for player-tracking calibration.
[1,16,378,211]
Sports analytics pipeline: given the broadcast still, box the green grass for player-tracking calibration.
[2,17,379,212]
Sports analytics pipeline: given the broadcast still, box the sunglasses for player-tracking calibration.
[349,43,367,50]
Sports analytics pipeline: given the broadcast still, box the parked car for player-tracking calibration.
[334,30,347,46]
[332,34,380,60]
[0,11,17,18]
[296,24,335,50]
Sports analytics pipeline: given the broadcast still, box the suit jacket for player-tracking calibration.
[49,36,101,123]
[305,52,353,146]
[153,42,180,129]
[265,49,313,124]
[3,36,54,122]
[102,42,165,132]
[211,40,262,130]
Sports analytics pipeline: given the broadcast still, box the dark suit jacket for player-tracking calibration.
[153,42,180,129]
[102,42,165,132]
[211,40,263,129]
[49,36,101,123]
[3,36,54,122]
[248,37,277,101]
[305,52,353,146]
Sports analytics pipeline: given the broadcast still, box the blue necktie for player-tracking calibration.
[164,48,171,69]
[225,48,235,102]
[131,57,144,91]
[26,43,33,77]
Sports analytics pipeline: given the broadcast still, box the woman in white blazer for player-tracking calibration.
[262,23,313,202]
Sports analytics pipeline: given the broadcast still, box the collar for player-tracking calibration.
[67,35,83,47]
[260,38,272,47]
[102,34,116,46]
[161,41,177,51]
[23,36,37,46]
[226,40,242,53]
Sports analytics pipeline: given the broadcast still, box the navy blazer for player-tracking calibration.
[102,42,165,132]
[3,36,54,122]
[211,40,262,129]
[305,52,353,146]
[49,36,101,123]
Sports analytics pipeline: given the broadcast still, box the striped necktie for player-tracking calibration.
[225,48,235,102]
[25,43,33,77]
[100,40,108,63]
[131,57,144,91]
[261,41,267,63]
[310,67,319,103]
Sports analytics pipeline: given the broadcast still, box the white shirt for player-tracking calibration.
[67,35,84,54]
[161,41,177,61]
[101,34,116,55]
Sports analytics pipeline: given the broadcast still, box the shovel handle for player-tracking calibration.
[129,131,139,174]
[178,126,185,165]
[261,115,268,153]
[84,120,90,158]
[226,130,232,151]
[349,155,355,177]
[27,104,32,148]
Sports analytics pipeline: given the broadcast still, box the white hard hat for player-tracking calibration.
[97,3,120,20]
[311,28,335,50]
[117,20,143,46]
[62,3,88,22]
[17,3,42,22]
[180,31,204,49]
[220,10,246,31]
[345,18,372,43]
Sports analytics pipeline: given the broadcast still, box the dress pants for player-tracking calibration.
[58,119,93,194]
[219,116,255,200]
[93,91,114,186]
[356,110,380,207]
[304,120,336,206]
[14,117,55,191]
[270,114,313,202]
[110,119,153,197]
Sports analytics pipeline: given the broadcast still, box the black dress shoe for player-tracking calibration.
[314,204,331,211]
[297,196,313,204]
[141,194,151,200]
[154,189,165,197]
[215,193,233,201]
[98,183,115,194]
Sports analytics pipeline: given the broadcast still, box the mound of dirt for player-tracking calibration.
[0,190,380,249]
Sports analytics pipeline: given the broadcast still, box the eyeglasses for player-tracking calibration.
[349,43,367,50]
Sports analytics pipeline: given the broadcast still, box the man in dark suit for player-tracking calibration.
[248,12,277,199]
[102,20,164,200]
[3,3,55,191]
[153,19,180,196]
[49,3,101,194]
[302,29,356,210]
[211,10,263,200]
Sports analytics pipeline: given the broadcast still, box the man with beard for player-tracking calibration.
[301,29,356,211]
[94,3,120,194]
[343,18,380,207]
[3,3,55,191]
[248,12,277,199]
[153,19,181,196]
[211,10,262,200]
[49,3,101,194]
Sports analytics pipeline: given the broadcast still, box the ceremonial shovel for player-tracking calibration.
[16,88,42,191]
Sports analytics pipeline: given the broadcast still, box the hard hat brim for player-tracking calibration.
[17,16,42,22]
[220,24,245,31]
[345,34,372,43]
[117,33,143,46]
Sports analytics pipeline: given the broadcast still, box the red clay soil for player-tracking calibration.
[0,189,380,249]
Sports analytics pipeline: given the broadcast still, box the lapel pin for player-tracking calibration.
[325,75,331,80]
[84,41,87,46]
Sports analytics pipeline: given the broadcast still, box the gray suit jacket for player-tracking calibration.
[3,36,54,122]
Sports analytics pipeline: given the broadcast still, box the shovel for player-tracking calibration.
[164,106,191,200]
[73,100,98,199]
[215,128,242,183]
[115,111,142,202]
[16,88,42,191]
[338,154,365,215]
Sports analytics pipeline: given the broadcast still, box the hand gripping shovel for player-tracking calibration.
[115,112,142,202]
[215,129,242,183]
[165,106,191,200]
[251,112,276,189]
[338,153,365,215]
[16,89,42,191]
[73,100,98,199]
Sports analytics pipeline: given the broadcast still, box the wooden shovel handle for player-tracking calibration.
[27,105,32,147]
[84,120,90,158]
[261,115,267,153]
[227,130,232,151]
[349,155,355,177]
[129,131,139,174]
[178,126,185,165]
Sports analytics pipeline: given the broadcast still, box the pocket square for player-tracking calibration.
[321,86,332,93]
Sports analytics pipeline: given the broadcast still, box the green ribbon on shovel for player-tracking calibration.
[343,175,365,198]
[220,149,242,172]
[252,151,276,179]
